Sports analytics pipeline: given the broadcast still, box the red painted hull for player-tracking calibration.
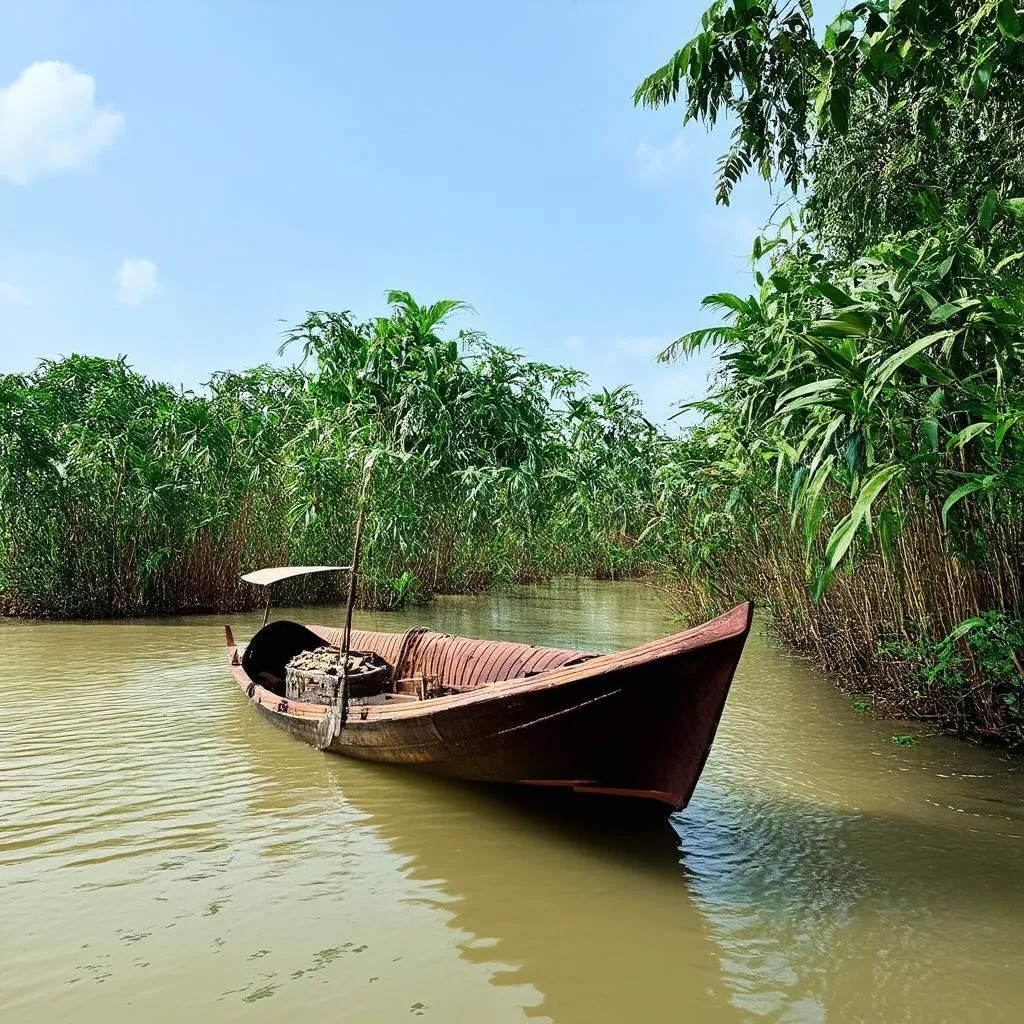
[225,601,753,810]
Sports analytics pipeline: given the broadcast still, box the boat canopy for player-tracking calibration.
[241,565,353,587]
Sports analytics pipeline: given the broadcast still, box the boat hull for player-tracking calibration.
[226,602,753,810]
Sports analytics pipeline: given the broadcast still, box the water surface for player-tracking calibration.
[2,582,1022,1022]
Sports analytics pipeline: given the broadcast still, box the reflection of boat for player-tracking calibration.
[345,774,745,1024]
[228,738,744,1024]
[224,595,753,810]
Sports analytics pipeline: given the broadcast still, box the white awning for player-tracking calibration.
[240,565,353,587]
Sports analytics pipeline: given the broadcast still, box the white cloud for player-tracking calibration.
[115,258,158,306]
[565,334,584,350]
[634,136,689,183]
[0,281,27,304]
[0,61,125,185]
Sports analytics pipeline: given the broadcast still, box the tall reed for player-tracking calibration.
[0,295,665,619]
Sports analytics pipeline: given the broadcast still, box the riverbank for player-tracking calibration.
[664,540,1024,750]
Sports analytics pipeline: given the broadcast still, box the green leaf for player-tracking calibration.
[948,421,992,450]
[803,335,861,377]
[994,251,1024,272]
[829,85,851,132]
[906,354,955,385]
[868,35,888,69]
[824,512,860,572]
[845,434,865,476]
[979,189,998,231]
[774,377,842,411]
[867,330,953,399]
[921,418,939,451]
[1004,198,1024,219]
[941,479,990,527]
[930,299,981,323]
[825,464,903,571]
[834,309,874,333]
[813,83,830,114]
[814,282,857,308]
[700,292,753,316]
[811,318,868,337]
[997,0,1022,40]
[972,63,993,101]
[948,616,989,641]
[877,505,900,561]
[811,566,834,603]
[994,413,1020,448]
[831,12,856,38]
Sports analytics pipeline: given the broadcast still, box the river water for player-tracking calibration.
[2,581,1022,1022]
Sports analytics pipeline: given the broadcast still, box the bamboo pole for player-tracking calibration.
[337,464,373,723]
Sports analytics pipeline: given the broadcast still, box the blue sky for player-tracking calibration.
[0,0,781,425]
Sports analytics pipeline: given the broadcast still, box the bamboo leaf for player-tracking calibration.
[701,292,753,316]
[941,478,991,527]
[971,62,993,102]
[921,419,939,451]
[867,331,953,399]
[994,251,1024,272]
[814,283,857,308]
[930,299,981,323]
[979,189,998,230]
[824,511,860,571]
[834,309,874,332]
[825,464,903,571]
[829,85,851,132]
[994,413,1021,449]
[811,319,869,337]
[948,421,992,450]
[774,377,842,411]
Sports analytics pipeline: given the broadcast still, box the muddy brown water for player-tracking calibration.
[3,581,1023,1022]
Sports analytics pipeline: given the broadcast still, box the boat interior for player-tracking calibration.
[241,619,598,706]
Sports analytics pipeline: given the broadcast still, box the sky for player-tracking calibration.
[0,0,781,426]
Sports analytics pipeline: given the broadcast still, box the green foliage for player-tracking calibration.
[873,612,1024,740]
[636,2,1024,746]
[636,2,1024,255]
[890,733,920,747]
[923,613,1024,735]
[387,571,419,609]
[0,293,666,618]
[635,1,1024,188]
[661,220,1024,590]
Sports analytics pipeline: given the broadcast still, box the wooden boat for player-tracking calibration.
[225,584,753,811]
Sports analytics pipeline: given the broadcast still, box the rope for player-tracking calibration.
[391,626,429,691]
